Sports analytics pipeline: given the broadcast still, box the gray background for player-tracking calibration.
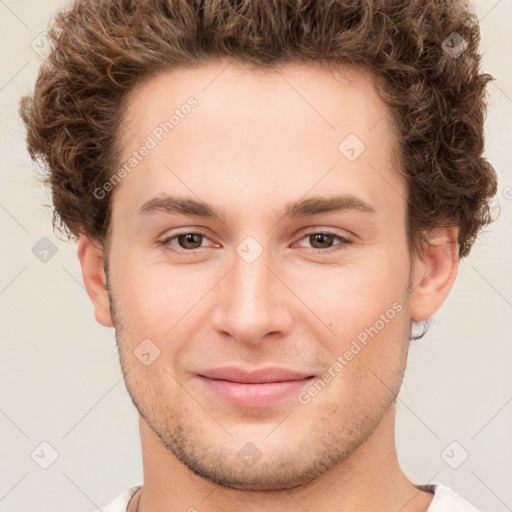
[1,0,511,510]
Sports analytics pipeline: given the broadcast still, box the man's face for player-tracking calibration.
[106,59,413,490]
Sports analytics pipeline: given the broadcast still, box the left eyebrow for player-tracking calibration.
[282,194,376,217]
[137,193,376,220]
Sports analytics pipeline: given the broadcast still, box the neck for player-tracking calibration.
[135,404,433,512]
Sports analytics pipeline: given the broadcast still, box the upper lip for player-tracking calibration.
[198,366,314,384]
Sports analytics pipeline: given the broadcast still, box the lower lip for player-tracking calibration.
[198,376,314,408]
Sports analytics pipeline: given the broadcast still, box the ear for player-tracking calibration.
[76,232,114,328]
[410,226,459,322]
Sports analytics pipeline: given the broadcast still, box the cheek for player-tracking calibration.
[291,254,410,339]
[323,301,409,407]
[109,252,211,341]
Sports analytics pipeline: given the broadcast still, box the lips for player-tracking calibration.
[198,366,314,383]
[197,366,315,407]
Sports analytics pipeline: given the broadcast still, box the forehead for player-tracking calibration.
[113,59,404,223]
[122,59,392,140]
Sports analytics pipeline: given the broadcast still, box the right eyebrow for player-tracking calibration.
[138,195,221,219]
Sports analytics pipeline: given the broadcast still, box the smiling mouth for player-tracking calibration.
[197,375,315,408]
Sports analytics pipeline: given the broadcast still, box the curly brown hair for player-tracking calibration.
[20,0,497,259]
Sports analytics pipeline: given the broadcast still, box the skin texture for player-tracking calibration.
[78,59,459,512]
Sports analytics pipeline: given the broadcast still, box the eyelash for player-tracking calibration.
[298,230,354,253]
[158,229,353,255]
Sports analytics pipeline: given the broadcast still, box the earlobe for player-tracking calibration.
[76,232,114,328]
[410,227,459,322]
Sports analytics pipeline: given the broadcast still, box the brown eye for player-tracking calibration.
[158,230,214,254]
[296,230,353,254]
[176,233,204,249]
[308,233,336,249]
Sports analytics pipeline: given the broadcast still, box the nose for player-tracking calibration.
[210,244,294,346]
